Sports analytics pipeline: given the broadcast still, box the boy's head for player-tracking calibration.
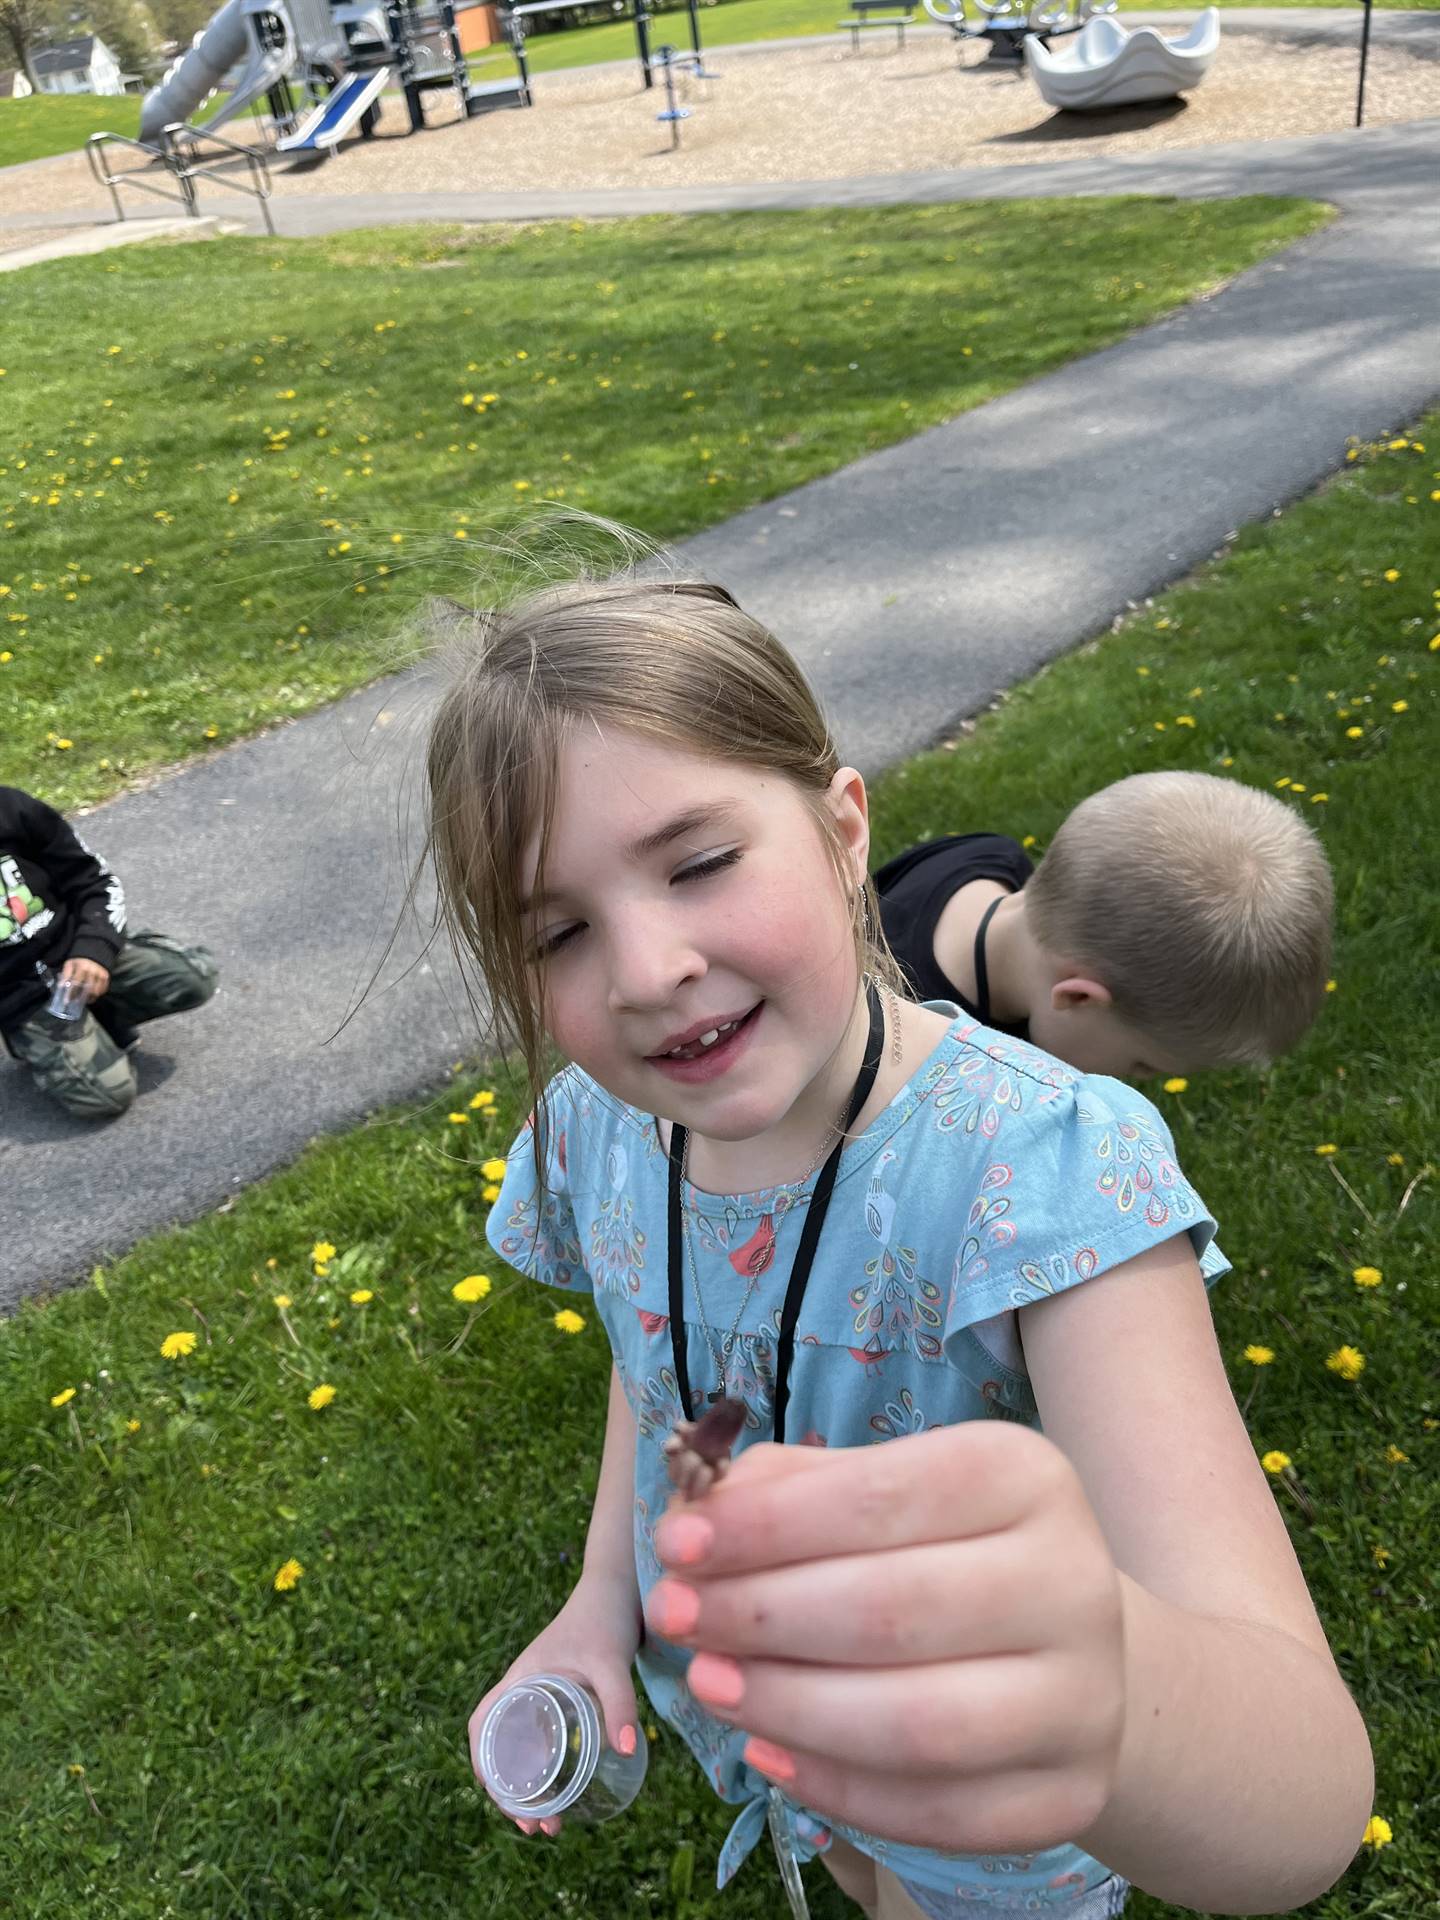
[1019,772,1334,1080]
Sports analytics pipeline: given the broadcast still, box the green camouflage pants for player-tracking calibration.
[5,929,218,1121]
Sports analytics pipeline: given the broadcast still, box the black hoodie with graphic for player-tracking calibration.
[0,786,126,1032]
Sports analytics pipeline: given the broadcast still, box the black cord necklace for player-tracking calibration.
[666,977,886,1443]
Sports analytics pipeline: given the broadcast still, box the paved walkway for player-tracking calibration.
[2,102,1438,1308]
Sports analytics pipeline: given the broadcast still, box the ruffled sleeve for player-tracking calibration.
[941,1073,1228,1417]
[484,1073,589,1294]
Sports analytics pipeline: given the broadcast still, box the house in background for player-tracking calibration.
[0,68,36,97]
[30,35,126,95]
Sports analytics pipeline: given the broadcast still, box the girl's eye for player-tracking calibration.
[674,848,742,885]
[535,923,583,960]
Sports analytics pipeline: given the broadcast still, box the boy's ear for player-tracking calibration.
[1051,975,1114,1013]
[828,766,870,884]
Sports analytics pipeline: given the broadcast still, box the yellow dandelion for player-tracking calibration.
[161,1330,197,1359]
[273,1293,293,1309]
[1345,726,1364,739]
[1372,1545,1391,1567]
[1163,1076,1188,1094]
[126,1418,141,1433]
[1386,1153,1404,1166]
[452,1273,492,1303]
[311,1240,337,1264]
[1244,1345,1275,1366]
[480,1158,508,1182]
[1325,979,1338,993]
[448,1111,469,1124]
[482,1184,500,1203]
[273,1558,304,1592]
[1391,700,1409,714]
[50,1386,77,1407]
[307,1383,336,1410]
[349,1289,373,1304]
[1382,569,1399,583]
[1384,1445,1409,1464]
[469,1089,495,1109]
[1310,792,1328,804]
[1362,1817,1392,1850]
[554,1308,586,1335]
[1352,1266,1383,1288]
[1260,1450,1291,1474]
[1325,1345,1365,1381]
[1314,1143,1339,1156]
[314,1263,330,1279]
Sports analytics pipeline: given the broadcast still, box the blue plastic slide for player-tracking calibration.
[276,66,390,152]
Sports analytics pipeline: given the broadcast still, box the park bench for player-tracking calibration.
[839,0,917,51]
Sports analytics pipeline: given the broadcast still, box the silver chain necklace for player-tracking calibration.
[680,1120,841,1401]
[677,981,904,1399]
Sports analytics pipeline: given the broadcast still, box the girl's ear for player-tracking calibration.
[827,766,870,886]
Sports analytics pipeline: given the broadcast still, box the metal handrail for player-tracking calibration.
[86,129,194,223]
[162,122,277,236]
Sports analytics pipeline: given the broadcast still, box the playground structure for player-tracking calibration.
[922,0,1117,66]
[134,0,511,154]
[1025,7,1221,109]
[498,0,713,101]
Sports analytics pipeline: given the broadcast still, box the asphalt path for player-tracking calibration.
[3,105,1438,1308]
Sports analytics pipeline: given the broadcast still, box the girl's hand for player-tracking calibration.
[648,1424,1128,1856]
[469,1572,643,1840]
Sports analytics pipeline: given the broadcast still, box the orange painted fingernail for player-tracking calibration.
[743,1736,797,1783]
[616,1724,637,1756]
[649,1578,701,1638]
[688,1651,745,1709]
[659,1511,715,1567]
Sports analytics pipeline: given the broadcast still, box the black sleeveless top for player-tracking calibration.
[874,833,1034,1037]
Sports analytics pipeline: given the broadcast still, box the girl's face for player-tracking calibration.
[521,725,870,1149]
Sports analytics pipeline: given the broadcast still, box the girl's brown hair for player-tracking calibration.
[421,534,904,1174]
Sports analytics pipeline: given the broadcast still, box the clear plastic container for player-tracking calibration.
[46,972,86,1021]
[473,1672,648,1825]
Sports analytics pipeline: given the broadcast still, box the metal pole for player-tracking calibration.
[1355,0,1372,127]
[635,0,653,88]
[686,0,701,55]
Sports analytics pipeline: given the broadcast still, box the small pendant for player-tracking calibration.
[703,1386,729,1407]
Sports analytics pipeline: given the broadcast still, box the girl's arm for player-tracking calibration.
[1019,1234,1374,1911]
[580,1361,644,1619]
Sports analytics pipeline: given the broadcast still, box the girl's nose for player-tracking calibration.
[606,906,705,1013]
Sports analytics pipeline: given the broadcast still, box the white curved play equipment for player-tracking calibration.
[1025,7,1220,108]
[923,0,1117,67]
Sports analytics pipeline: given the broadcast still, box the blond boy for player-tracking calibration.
[875,771,1333,1081]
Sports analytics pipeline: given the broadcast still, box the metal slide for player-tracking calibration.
[139,0,296,145]
[276,64,389,149]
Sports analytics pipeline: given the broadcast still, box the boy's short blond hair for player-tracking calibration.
[1023,772,1333,1066]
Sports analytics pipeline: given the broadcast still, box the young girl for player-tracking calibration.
[429,562,1373,1918]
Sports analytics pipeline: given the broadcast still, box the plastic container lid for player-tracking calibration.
[480,1685,568,1805]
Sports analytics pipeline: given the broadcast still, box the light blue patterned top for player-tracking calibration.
[487,1007,1227,1906]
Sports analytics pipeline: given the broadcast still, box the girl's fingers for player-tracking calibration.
[685,1647,1093,1778]
[740,1742,1109,1859]
[649,1533,1053,1665]
[656,1424,1063,1578]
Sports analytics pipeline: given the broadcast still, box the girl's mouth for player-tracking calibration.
[649,1004,762,1084]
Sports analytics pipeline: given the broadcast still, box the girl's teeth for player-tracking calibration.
[667,1019,739,1059]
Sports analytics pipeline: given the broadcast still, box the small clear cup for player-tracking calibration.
[47,974,86,1022]
[473,1672,647,1825]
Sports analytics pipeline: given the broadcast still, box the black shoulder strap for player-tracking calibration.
[973,895,1005,1026]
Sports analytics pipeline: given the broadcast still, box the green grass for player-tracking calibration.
[1,419,1436,1918]
[0,196,1327,810]
[0,92,143,167]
